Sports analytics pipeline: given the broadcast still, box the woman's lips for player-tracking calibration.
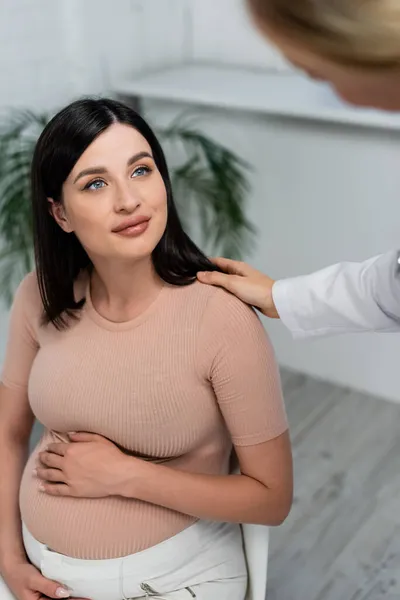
[114,220,149,237]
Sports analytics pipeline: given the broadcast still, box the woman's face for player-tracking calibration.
[261,24,400,111]
[51,123,168,263]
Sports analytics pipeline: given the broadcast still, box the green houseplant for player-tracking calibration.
[0,109,254,305]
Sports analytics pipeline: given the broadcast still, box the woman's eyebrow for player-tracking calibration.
[73,151,153,184]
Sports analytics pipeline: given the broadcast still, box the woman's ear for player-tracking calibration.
[48,198,74,233]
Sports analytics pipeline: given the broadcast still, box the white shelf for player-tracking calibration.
[116,63,400,131]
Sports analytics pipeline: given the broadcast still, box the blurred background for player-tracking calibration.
[1,1,400,598]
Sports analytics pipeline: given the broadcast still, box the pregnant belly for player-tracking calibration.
[20,444,195,560]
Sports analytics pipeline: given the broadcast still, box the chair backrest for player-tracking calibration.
[241,522,269,600]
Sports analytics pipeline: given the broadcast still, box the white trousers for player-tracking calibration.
[0,520,247,600]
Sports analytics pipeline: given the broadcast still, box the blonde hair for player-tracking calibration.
[247,0,400,68]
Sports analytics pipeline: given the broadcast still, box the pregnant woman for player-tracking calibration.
[0,98,292,600]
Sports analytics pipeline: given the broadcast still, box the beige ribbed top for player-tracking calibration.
[1,272,287,559]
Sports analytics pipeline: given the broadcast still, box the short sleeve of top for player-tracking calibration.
[197,289,288,447]
[1,273,40,390]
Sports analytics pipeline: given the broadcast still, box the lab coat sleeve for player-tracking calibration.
[272,250,400,339]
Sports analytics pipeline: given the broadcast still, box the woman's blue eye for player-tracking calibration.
[132,166,150,178]
[85,179,105,191]
[83,167,150,190]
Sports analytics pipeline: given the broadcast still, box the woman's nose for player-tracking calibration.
[114,183,141,213]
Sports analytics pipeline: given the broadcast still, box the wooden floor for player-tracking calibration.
[28,369,400,599]
[269,369,400,600]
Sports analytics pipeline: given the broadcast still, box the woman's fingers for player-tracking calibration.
[36,467,65,483]
[39,452,63,469]
[29,569,70,598]
[45,443,68,456]
[38,482,72,496]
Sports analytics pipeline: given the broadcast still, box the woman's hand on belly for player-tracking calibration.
[35,433,131,499]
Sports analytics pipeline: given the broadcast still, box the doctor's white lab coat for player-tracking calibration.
[272,250,400,339]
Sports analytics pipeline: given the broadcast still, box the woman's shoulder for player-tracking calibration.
[13,271,42,309]
[9,272,43,333]
[11,270,88,328]
[179,280,262,331]
[195,279,258,314]
[193,281,275,371]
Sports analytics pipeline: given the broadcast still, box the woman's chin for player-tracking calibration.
[111,244,157,264]
[96,237,156,263]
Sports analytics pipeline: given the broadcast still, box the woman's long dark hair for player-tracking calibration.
[31,98,221,329]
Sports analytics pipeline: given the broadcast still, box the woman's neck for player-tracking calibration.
[89,257,164,323]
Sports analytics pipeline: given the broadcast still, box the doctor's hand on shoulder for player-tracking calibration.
[197,251,400,339]
[197,258,279,319]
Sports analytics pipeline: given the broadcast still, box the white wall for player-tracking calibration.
[247,120,400,404]
[0,0,73,111]
[190,0,290,70]
[1,0,399,402]
[72,0,191,94]
[0,0,192,111]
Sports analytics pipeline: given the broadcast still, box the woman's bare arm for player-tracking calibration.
[0,383,34,573]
